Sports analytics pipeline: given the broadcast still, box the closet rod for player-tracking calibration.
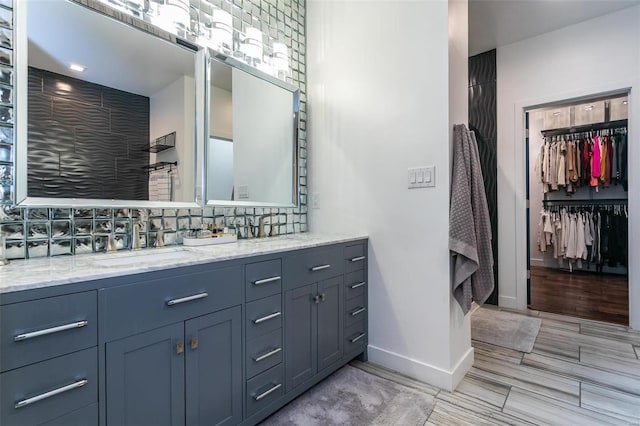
[540,119,628,138]
[542,198,627,205]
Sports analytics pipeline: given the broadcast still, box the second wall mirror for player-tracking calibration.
[205,51,299,207]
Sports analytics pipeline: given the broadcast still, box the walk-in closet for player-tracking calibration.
[527,94,629,324]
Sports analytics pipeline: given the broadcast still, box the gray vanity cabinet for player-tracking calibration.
[185,307,242,426]
[283,260,344,392]
[0,291,98,426]
[1,237,368,426]
[106,307,242,426]
[102,265,243,426]
[105,323,185,426]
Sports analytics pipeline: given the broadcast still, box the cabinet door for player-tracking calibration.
[284,283,317,391]
[106,323,185,426]
[317,276,343,371]
[185,306,241,426]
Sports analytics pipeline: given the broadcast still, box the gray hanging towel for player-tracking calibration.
[449,124,494,314]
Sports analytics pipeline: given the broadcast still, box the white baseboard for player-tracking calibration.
[498,295,518,309]
[367,345,474,392]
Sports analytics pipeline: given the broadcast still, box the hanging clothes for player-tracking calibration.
[537,204,628,272]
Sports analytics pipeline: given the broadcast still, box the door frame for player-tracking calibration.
[509,83,638,328]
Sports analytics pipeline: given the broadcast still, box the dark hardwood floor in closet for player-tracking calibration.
[529,266,628,325]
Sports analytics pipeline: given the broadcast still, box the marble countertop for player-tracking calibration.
[0,233,368,294]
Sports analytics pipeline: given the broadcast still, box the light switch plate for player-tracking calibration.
[408,166,435,189]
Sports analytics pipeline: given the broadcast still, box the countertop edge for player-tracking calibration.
[0,234,369,296]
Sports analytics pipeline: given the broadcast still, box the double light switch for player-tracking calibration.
[408,166,435,189]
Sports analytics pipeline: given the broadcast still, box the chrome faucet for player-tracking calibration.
[258,213,278,238]
[131,222,142,250]
[131,209,145,250]
[106,232,118,252]
[155,229,165,248]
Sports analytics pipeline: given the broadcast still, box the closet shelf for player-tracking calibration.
[143,131,176,153]
[541,119,627,138]
[142,161,177,173]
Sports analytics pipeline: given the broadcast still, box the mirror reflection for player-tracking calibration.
[206,56,298,206]
[23,0,197,204]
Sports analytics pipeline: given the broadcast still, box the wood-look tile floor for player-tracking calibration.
[353,309,640,426]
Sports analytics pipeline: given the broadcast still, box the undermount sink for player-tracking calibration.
[92,249,193,268]
[246,235,297,244]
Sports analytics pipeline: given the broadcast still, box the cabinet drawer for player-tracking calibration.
[0,291,97,372]
[246,293,282,340]
[246,328,282,379]
[344,243,366,273]
[344,321,366,356]
[283,246,344,289]
[345,296,367,328]
[246,364,284,417]
[344,270,366,301]
[246,259,282,302]
[100,266,242,342]
[0,347,98,426]
[40,403,98,426]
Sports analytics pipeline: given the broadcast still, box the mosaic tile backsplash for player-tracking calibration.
[0,206,308,259]
[0,0,307,259]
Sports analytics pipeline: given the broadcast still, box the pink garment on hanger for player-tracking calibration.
[591,136,601,178]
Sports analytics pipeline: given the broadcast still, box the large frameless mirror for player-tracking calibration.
[205,50,299,207]
[15,0,203,207]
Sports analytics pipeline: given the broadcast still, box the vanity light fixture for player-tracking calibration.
[69,63,86,72]
[240,26,263,63]
[584,105,594,111]
[210,8,233,53]
[623,100,628,105]
[272,42,289,73]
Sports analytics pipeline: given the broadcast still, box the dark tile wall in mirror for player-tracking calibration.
[28,66,150,199]
[0,0,307,259]
[469,49,498,305]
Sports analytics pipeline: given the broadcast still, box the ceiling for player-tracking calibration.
[28,0,195,97]
[468,0,640,56]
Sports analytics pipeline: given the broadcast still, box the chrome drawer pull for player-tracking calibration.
[15,379,88,409]
[311,264,331,272]
[254,383,282,401]
[350,307,366,316]
[254,347,282,362]
[14,321,89,342]
[254,276,281,285]
[350,333,366,343]
[166,292,208,306]
[350,256,366,262]
[253,311,282,324]
[350,282,365,289]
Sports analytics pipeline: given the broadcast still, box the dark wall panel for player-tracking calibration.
[468,49,498,305]
[27,67,150,200]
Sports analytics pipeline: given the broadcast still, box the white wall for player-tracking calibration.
[496,6,640,328]
[150,75,196,203]
[307,0,471,391]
